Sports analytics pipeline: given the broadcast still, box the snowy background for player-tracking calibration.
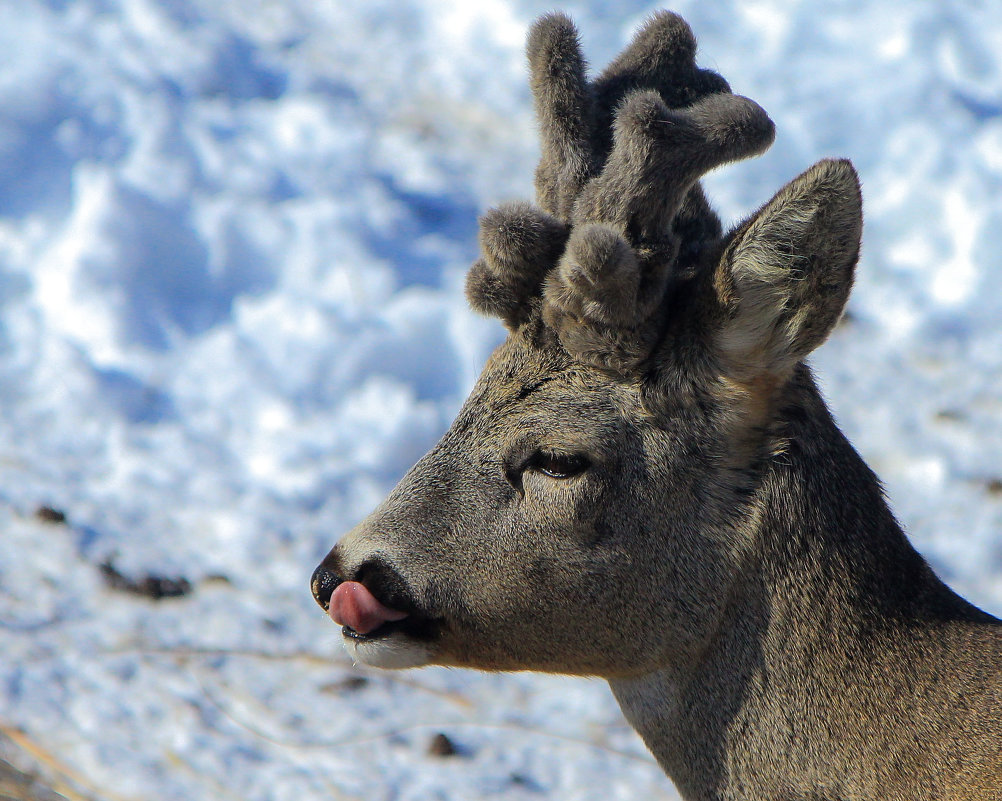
[1,1,1001,799]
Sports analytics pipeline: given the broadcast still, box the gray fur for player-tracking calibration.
[313,12,1002,801]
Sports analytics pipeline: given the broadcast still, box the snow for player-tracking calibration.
[1,1,1000,800]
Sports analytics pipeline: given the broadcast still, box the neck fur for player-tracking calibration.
[610,367,1002,801]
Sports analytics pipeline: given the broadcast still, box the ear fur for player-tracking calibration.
[714,158,862,379]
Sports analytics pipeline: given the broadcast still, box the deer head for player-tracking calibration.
[310,11,861,677]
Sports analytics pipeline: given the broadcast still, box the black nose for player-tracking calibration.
[311,563,341,612]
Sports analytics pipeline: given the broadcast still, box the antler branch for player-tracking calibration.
[527,13,596,222]
[573,90,774,242]
[589,11,731,161]
[465,202,568,328]
[466,13,775,371]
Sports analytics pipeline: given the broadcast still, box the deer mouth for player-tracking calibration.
[339,615,441,672]
[341,586,436,667]
[342,617,409,642]
[330,581,440,649]
[329,580,410,637]
[311,557,441,667]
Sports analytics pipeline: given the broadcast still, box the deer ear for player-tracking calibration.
[713,158,862,379]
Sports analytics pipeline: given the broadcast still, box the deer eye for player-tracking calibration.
[527,451,590,479]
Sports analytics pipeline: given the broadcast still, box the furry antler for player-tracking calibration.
[466,12,775,372]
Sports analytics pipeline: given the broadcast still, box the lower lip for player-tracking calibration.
[342,621,398,641]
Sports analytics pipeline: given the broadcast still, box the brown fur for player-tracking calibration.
[312,12,1002,800]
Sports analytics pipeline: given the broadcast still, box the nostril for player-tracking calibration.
[311,563,341,612]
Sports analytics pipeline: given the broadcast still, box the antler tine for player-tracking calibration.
[527,13,597,221]
[540,91,775,370]
[465,201,569,329]
[467,13,592,330]
[590,11,731,161]
[575,90,775,245]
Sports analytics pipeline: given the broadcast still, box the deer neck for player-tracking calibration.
[610,368,1001,801]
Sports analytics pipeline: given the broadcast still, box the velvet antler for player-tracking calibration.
[466,12,775,372]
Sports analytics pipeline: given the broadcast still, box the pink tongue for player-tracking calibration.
[329,581,408,635]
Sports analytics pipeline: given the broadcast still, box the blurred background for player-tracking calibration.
[0,1,1000,799]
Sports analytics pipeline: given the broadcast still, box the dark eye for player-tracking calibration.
[528,451,590,479]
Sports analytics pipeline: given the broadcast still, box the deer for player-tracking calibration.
[310,11,1002,800]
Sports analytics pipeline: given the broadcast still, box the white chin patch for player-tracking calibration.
[343,633,433,669]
